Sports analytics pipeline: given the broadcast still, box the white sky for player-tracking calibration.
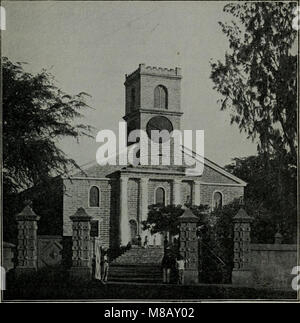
[3,1,258,167]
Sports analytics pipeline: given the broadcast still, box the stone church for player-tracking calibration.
[61,64,246,249]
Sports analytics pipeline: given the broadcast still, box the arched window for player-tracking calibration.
[154,85,168,109]
[155,187,166,206]
[131,88,136,110]
[213,192,223,210]
[89,186,100,207]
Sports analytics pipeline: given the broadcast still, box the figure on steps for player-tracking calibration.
[143,236,149,249]
[161,248,175,284]
[101,248,109,283]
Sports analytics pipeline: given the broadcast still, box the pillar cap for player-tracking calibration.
[178,208,199,223]
[70,207,92,222]
[233,208,253,223]
[16,205,40,221]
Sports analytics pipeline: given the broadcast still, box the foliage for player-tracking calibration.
[200,199,278,283]
[3,57,93,193]
[142,204,209,236]
[210,2,297,164]
[225,155,297,243]
[3,57,93,241]
[210,2,297,243]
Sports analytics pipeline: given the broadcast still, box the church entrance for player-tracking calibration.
[129,220,138,245]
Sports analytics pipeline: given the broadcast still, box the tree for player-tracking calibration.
[225,155,296,243]
[3,57,93,192]
[142,204,209,236]
[203,199,278,283]
[211,2,297,164]
[210,2,297,241]
[2,57,93,241]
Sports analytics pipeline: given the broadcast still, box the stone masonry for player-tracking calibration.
[62,64,246,250]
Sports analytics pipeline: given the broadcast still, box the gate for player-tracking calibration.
[37,236,63,268]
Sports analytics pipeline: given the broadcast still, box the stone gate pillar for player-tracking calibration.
[70,207,92,280]
[178,208,199,284]
[232,208,253,286]
[15,205,40,276]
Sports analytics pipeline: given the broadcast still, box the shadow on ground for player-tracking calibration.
[3,267,297,301]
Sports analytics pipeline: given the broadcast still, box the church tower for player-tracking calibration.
[123,64,183,144]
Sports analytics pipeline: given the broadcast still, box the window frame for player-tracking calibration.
[154,85,168,110]
[88,185,101,208]
[212,190,223,210]
[155,186,166,206]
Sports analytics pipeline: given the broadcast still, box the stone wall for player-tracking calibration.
[125,64,182,114]
[63,175,243,248]
[251,244,297,289]
[140,72,181,113]
[128,178,140,222]
[200,184,243,208]
[181,181,193,205]
[125,76,141,114]
[3,242,15,272]
[148,180,172,205]
[63,178,117,248]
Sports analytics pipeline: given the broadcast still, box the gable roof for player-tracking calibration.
[67,143,247,186]
[182,146,247,186]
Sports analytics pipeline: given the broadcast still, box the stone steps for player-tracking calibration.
[111,246,164,266]
[109,265,162,283]
[109,246,164,283]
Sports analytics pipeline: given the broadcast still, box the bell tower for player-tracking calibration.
[123,64,183,143]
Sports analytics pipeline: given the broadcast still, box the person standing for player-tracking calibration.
[161,250,172,283]
[101,249,109,283]
[164,236,169,250]
[176,255,185,285]
[137,235,142,247]
[143,236,149,248]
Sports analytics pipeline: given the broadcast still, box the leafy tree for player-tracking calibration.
[202,199,277,283]
[2,57,93,241]
[225,155,296,243]
[3,57,93,193]
[211,2,297,163]
[142,204,209,236]
[210,2,297,242]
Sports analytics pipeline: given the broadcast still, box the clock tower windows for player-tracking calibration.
[123,64,183,141]
[154,85,168,110]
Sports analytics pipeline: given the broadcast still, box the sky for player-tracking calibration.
[2,1,258,167]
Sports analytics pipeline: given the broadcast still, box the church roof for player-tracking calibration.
[67,143,247,187]
[182,146,247,186]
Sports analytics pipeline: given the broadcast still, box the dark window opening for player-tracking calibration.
[89,186,100,207]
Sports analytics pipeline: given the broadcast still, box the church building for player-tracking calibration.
[62,64,246,249]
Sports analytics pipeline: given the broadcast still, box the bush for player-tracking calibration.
[199,198,283,284]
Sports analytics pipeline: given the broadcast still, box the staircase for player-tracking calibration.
[109,246,164,283]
